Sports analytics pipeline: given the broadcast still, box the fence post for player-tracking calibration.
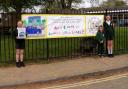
[105,9,108,55]
[46,9,49,60]
[0,27,2,61]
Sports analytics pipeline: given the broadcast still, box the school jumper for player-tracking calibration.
[96,31,105,55]
[103,21,115,40]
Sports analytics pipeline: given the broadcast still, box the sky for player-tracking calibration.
[79,0,128,8]
[78,0,107,8]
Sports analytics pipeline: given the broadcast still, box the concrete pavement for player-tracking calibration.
[0,54,128,87]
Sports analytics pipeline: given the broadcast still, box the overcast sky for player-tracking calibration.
[79,0,128,8]
[78,0,107,8]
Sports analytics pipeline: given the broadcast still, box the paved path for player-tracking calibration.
[0,54,128,87]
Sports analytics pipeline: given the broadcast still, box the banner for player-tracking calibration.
[22,15,47,39]
[21,14,104,39]
[85,15,104,36]
[47,15,85,38]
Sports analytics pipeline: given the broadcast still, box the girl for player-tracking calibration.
[103,15,115,57]
[15,21,25,68]
[96,25,105,57]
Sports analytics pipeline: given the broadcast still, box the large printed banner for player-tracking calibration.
[21,14,104,39]
[47,15,85,38]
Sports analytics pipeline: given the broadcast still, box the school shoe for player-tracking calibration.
[108,54,111,57]
[98,54,103,58]
[108,54,114,58]
[20,62,25,67]
[101,54,104,57]
[98,54,101,56]
[16,62,21,68]
[110,54,114,57]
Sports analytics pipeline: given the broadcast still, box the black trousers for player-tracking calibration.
[98,43,104,55]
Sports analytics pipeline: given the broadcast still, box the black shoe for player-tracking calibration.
[20,62,25,67]
[98,54,101,56]
[110,54,114,57]
[16,62,21,68]
[108,54,111,57]
[101,54,104,57]
[108,54,114,58]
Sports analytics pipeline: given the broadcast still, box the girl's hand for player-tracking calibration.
[16,36,18,39]
[100,41,103,43]
[112,23,115,28]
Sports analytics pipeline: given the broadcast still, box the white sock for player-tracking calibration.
[110,49,113,54]
[20,59,23,62]
[16,60,19,62]
[108,49,111,54]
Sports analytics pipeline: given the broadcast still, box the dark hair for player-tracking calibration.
[98,25,104,32]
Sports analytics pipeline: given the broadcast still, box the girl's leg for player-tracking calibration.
[16,49,21,67]
[16,49,20,62]
[101,43,104,55]
[19,49,25,67]
[99,43,104,57]
[110,40,113,55]
[19,49,24,62]
[98,43,100,55]
[107,40,111,55]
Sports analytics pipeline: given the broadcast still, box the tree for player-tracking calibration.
[0,0,45,13]
[46,0,83,9]
[100,0,127,7]
[0,0,45,19]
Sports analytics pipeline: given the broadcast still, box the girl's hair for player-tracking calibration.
[106,15,111,17]
[17,20,24,27]
[105,15,111,20]
[17,20,23,24]
[98,25,104,32]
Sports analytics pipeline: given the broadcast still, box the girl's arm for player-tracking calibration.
[14,29,18,39]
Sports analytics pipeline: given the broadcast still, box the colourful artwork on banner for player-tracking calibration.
[22,15,46,39]
[21,14,104,39]
[85,15,104,36]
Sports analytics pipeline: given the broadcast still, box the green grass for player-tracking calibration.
[0,36,81,63]
[0,27,128,63]
[114,27,128,54]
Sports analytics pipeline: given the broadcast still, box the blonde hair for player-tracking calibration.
[17,20,23,27]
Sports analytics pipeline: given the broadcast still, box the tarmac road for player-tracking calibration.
[41,73,128,89]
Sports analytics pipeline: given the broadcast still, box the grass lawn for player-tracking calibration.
[0,35,81,63]
[114,27,128,54]
[0,27,128,63]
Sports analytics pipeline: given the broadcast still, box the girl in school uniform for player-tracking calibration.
[96,25,105,57]
[103,15,115,57]
[15,21,25,68]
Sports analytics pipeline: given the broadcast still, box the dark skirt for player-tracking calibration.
[105,30,114,40]
[15,39,25,49]
[106,34,114,40]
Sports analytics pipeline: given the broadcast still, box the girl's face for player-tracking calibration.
[17,21,23,28]
[99,27,103,32]
[106,16,111,21]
